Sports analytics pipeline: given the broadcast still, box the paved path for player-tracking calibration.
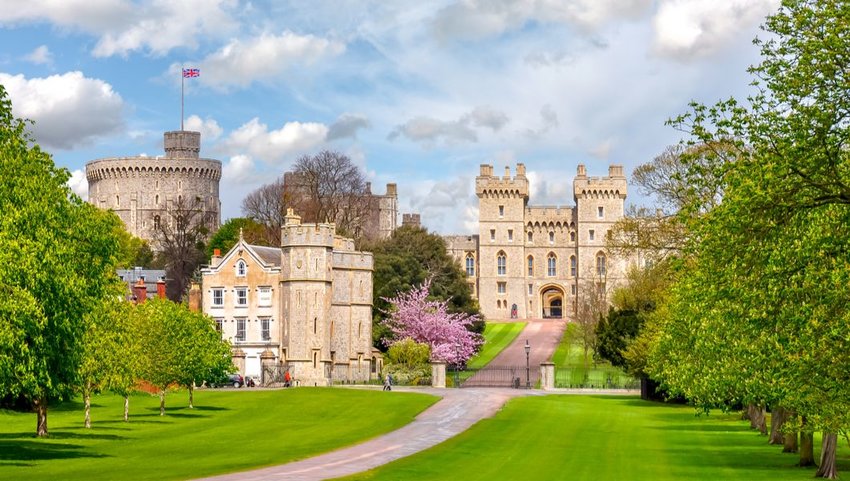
[465,318,566,387]
[194,387,531,481]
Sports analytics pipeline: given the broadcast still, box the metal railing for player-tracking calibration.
[553,367,639,389]
[455,365,531,388]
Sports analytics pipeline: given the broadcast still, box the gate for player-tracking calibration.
[261,363,291,387]
[453,365,532,388]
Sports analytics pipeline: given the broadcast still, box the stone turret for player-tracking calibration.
[164,130,201,158]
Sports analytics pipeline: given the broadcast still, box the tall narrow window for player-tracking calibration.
[155,194,159,205]
[490,229,496,241]
[589,229,595,241]
[465,254,475,276]
[570,231,575,242]
[497,282,506,294]
[570,256,577,277]
[497,252,506,276]
[508,229,513,242]
[236,319,246,341]
[236,260,247,277]
[527,256,534,277]
[598,206,604,218]
[597,253,607,277]
[116,195,120,207]
[212,288,224,307]
[261,318,271,341]
[528,284,533,296]
[547,253,557,277]
[527,231,533,243]
[236,287,248,306]
[313,317,317,334]
[549,231,554,244]
[153,215,160,230]
[498,205,505,217]
[214,318,223,333]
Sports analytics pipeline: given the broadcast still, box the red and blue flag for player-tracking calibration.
[182,68,200,78]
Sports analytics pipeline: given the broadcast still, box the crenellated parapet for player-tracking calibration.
[475,163,529,200]
[573,164,627,201]
[85,157,222,183]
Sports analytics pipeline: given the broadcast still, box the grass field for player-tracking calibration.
[451,321,525,384]
[340,395,848,481]
[0,387,437,481]
[550,323,637,388]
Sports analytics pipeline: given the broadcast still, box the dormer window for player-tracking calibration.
[236,260,247,277]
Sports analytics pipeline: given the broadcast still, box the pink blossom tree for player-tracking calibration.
[382,280,483,366]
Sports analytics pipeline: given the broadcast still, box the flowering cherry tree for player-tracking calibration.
[382,280,483,366]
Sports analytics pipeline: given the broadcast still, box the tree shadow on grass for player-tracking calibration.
[652,423,750,433]
[0,440,108,462]
[141,405,212,418]
[0,431,126,441]
[191,405,230,411]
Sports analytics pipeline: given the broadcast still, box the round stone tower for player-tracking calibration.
[85,130,221,247]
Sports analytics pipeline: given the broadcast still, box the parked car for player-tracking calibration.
[207,373,244,388]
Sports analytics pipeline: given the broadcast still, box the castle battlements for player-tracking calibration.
[476,163,529,199]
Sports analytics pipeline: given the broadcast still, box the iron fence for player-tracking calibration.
[553,366,639,389]
[455,365,531,388]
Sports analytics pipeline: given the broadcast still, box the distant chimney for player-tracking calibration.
[516,163,526,177]
[156,277,166,299]
[504,166,511,178]
[133,278,147,304]
[577,164,587,177]
[608,165,624,178]
[479,164,493,176]
[211,248,223,268]
[386,183,397,197]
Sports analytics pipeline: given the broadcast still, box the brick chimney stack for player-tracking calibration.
[133,278,147,304]
[156,277,166,299]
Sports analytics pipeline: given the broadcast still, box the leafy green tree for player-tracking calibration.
[0,85,124,436]
[206,217,268,258]
[172,308,233,409]
[363,225,482,350]
[114,226,157,268]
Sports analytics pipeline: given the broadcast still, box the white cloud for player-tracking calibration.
[24,45,53,65]
[181,31,345,89]
[222,154,256,184]
[652,0,779,58]
[67,168,88,200]
[523,104,559,139]
[326,113,371,141]
[0,0,132,32]
[432,0,651,41]
[408,176,478,233]
[589,138,614,159]
[0,71,124,149]
[526,168,574,205]
[184,114,223,141]
[389,106,509,146]
[221,117,328,164]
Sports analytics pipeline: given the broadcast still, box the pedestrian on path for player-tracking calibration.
[383,373,392,391]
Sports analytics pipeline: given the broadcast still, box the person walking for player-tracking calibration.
[383,373,392,391]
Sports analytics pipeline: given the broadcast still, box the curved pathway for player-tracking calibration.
[194,387,531,481]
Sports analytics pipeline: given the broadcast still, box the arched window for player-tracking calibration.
[153,215,160,230]
[115,195,120,207]
[497,251,507,276]
[570,231,575,242]
[549,231,555,244]
[236,260,247,277]
[465,254,475,277]
[547,253,557,277]
[527,256,534,277]
[596,252,607,277]
[155,194,159,205]
[570,255,577,277]
[527,231,533,243]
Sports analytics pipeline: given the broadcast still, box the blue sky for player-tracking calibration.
[0,0,779,234]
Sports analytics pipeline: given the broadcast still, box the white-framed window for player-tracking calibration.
[549,231,554,244]
[527,256,534,277]
[261,318,271,341]
[490,229,496,241]
[212,288,224,307]
[570,256,577,277]
[236,318,246,341]
[465,254,475,277]
[547,253,557,277]
[498,205,504,217]
[598,206,604,218]
[236,287,248,306]
[497,282,506,294]
[527,231,533,243]
[214,318,223,333]
[589,229,595,241]
[497,251,507,276]
[236,260,247,277]
[528,284,533,296]
[597,253,607,277]
[258,286,272,307]
[508,229,513,242]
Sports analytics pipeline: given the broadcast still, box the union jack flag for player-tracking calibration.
[182,68,200,78]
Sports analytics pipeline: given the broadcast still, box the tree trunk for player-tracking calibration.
[748,405,767,435]
[188,384,194,409]
[769,406,786,444]
[799,417,815,467]
[123,395,129,422]
[159,390,166,416]
[84,392,91,429]
[815,432,838,479]
[783,430,798,453]
[34,397,48,437]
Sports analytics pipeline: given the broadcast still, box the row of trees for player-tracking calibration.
[0,86,231,436]
[596,1,850,478]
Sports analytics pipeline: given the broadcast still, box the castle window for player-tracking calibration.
[313,317,317,334]
[499,205,504,217]
[570,256,577,277]
[549,231,554,244]
[153,215,160,230]
[497,282,506,294]
[497,251,506,276]
[465,254,475,277]
[212,288,224,307]
[571,284,577,295]
[547,253,557,277]
[214,318,223,333]
[598,206,604,218]
[261,318,271,341]
[527,231,533,243]
[236,260,247,277]
[527,256,534,277]
[235,287,248,306]
[597,253,607,277]
[313,351,318,368]
[570,231,575,242]
[490,229,495,241]
[115,195,120,207]
[258,286,272,307]
[236,319,246,341]
[589,229,595,241]
[508,229,513,242]
[528,284,533,296]
[155,194,159,205]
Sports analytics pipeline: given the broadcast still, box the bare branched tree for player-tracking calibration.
[241,178,287,246]
[154,196,212,301]
[574,278,609,369]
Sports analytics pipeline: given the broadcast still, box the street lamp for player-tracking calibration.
[524,339,531,389]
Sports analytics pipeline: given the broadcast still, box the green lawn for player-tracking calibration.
[551,324,638,388]
[0,387,437,481]
[451,321,525,384]
[340,395,848,481]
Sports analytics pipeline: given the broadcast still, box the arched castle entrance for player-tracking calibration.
[541,285,565,319]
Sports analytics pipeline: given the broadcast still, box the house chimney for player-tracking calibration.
[156,277,166,299]
[211,248,222,268]
[188,282,202,312]
[133,278,147,304]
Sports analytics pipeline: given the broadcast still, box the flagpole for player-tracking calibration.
[181,67,184,131]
